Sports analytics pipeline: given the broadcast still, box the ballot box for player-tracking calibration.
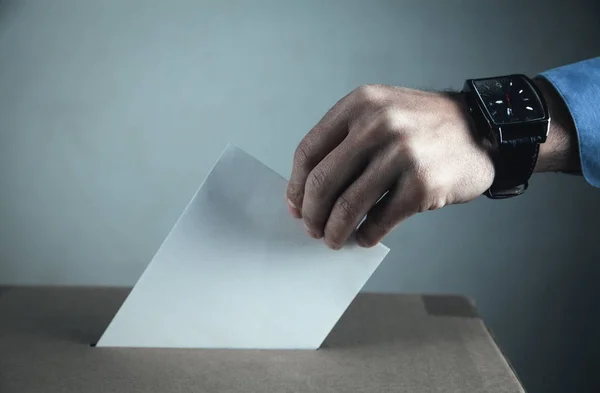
[0,286,525,392]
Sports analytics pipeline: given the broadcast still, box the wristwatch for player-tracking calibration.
[463,75,551,199]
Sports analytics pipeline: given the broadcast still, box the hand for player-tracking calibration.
[285,84,495,249]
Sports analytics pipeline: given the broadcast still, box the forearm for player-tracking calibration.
[533,77,582,174]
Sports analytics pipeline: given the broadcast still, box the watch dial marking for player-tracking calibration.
[473,76,545,124]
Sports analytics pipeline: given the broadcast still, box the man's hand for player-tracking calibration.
[286,85,495,249]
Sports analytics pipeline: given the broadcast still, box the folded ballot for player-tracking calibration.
[97,144,389,349]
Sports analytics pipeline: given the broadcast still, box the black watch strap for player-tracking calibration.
[485,143,540,198]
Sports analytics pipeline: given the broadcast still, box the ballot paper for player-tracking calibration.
[97,144,389,349]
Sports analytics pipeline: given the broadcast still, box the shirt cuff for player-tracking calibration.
[539,57,600,188]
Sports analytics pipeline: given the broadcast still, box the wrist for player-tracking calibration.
[533,77,581,173]
[452,91,497,179]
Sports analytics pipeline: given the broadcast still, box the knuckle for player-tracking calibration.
[333,194,359,223]
[306,167,328,197]
[294,143,312,170]
[378,107,402,131]
[354,109,402,146]
[352,84,382,105]
[389,138,415,164]
[369,216,392,235]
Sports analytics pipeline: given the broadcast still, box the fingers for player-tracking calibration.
[301,136,372,239]
[286,95,352,217]
[356,179,419,247]
[322,151,400,249]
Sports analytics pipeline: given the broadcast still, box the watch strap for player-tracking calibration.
[485,142,539,198]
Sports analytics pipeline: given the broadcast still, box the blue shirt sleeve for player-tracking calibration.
[539,57,600,188]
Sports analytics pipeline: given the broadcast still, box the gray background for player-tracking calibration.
[1,0,598,392]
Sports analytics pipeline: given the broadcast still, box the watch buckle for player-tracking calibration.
[485,183,528,199]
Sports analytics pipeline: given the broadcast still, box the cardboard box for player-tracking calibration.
[0,287,525,392]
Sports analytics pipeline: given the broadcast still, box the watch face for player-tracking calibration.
[473,76,545,125]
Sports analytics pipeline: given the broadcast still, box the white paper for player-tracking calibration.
[97,144,389,349]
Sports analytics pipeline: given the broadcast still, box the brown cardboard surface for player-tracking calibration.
[0,287,524,393]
